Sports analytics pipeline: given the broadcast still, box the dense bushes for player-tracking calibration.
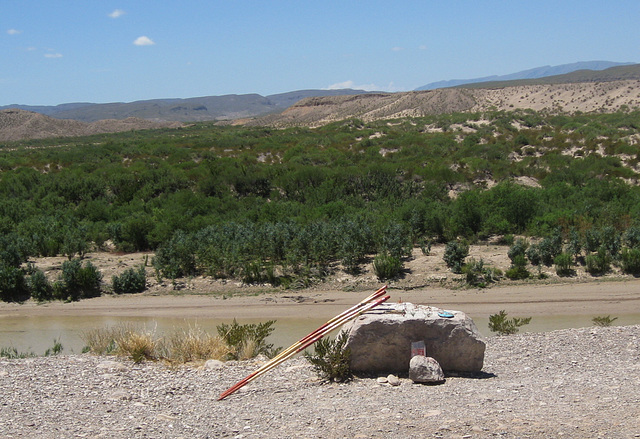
[2,109,640,296]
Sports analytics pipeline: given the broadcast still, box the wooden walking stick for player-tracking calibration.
[217,287,388,401]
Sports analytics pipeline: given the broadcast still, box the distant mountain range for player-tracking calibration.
[0,89,374,123]
[2,61,639,135]
[415,61,635,90]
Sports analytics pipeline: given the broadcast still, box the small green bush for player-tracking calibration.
[525,244,542,266]
[505,254,530,280]
[443,241,469,274]
[585,247,610,276]
[488,310,532,335]
[304,331,352,382]
[29,270,53,302]
[112,266,147,294]
[373,251,403,280]
[592,315,618,327]
[507,239,528,263]
[554,253,574,276]
[462,258,498,287]
[620,248,640,275]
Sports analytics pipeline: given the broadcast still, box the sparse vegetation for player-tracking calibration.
[488,310,532,335]
[592,315,618,327]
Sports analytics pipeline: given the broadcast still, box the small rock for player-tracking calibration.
[107,390,132,401]
[376,377,388,384]
[409,356,445,384]
[96,361,127,372]
[387,374,401,386]
[204,359,224,370]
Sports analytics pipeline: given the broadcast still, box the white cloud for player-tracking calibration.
[391,46,404,52]
[44,53,63,59]
[326,80,381,91]
[7,29,22,35]
[133,36,155,46]
[326,80,405,93]
[109,9,126,18]
[419,45,427,50]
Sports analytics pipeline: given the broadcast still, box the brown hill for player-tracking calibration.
[0,109,182,142]
[250,79,640,128]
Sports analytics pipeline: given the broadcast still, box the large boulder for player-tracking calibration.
[342,302,485,374]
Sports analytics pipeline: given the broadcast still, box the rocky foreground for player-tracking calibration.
[1,325,639,439]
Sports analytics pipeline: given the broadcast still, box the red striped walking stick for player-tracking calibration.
[217,287,388,400]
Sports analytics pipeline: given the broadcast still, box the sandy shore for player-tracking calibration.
[2,279,640,321]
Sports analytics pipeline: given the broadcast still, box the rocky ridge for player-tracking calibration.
[252,80,640,128]
[1,325,638,438]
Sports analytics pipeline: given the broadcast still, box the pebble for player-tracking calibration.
[0,325,638,438]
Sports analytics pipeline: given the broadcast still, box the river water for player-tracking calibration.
[2,313,639,356]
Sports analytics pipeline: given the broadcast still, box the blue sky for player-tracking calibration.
[2,1,639,106]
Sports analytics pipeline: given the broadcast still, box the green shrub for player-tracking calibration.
[592,315,618,327]
[537,234,563,266]
[53,259,102,301]
[554,253,574,276]
[585,247,610,275]
[443,241,469,274]
[216,319,280,360]
[29,270,53,302]
[304,331,352,382]
[112,266,147,294]
[373,252,403,281]
[462,258,498,287]
[505,254,530,280]
[152,230,197,280]
[620,248,640,275]
[0,263,30,303]
[623,226,640,249]
[507,239,528,263]
[525,244,542,266]
[488,310,532,335]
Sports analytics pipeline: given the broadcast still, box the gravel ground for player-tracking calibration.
[1,325,639,439]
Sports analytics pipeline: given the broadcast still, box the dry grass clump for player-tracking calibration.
[116,328,159,363]
[81,325,128,355]
[81,323,231,364]
[166,325,231,363]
